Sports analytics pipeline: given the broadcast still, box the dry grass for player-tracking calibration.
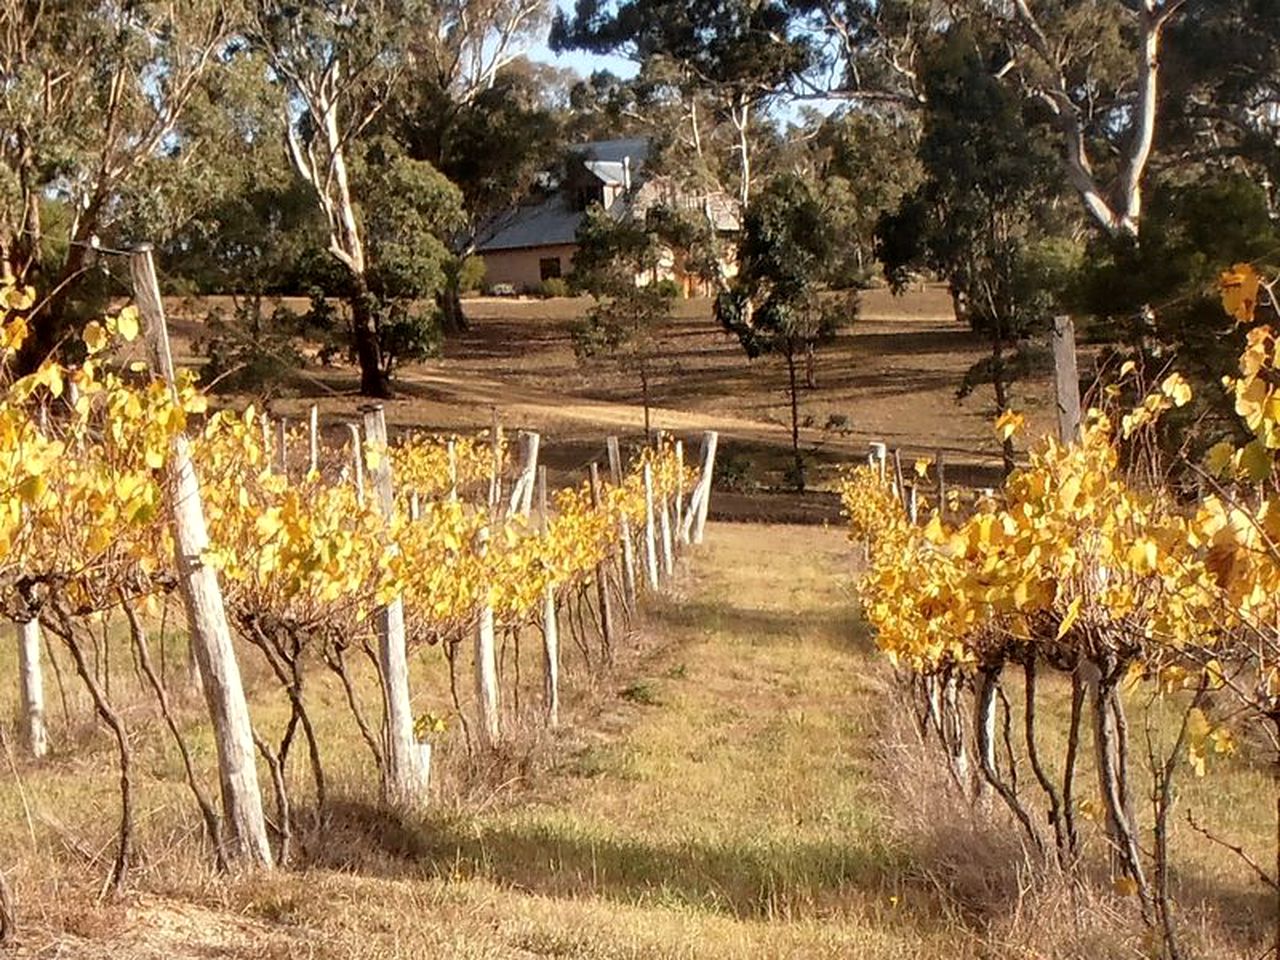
[1,522,1273,958]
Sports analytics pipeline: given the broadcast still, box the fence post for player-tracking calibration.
[487,411,503,513]
[642,461,660,590]
[690,430,718,545]
[473,526,500,746]
[308,405,319,478]
[130,246,273,867]
[16,620,47,758]
[589,463,616,661]
[360,403,427,804]
[507,430,540,517]
[607,437,638,612]
[345,422,364,505]
[674,439,685,545]
[869,442,887,482]
[538,466,559,727]
[1053,315,1082,444]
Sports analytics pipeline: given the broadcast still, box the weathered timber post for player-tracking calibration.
[892,449,907,504]
[642,462,660,591]
[589,463,616,661]
[308,405,319,477]
[360,404,427,804]
[1053,315,1082,444]
[487,411,503,513]
[345,422,364,505]
[16,620,47,758]
[537,466,559,727]
[130,246,273,867]
[260,413,272,469]
[606,437,638,611]
[682,430,718,546]
[473,526,501,745]
[507,431,540,517]
[869,442,887,482]
[674,440,685,545]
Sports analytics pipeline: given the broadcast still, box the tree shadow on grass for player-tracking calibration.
[301,797,916,922]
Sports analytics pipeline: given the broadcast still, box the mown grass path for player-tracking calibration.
[208,522,958,959]
[26,522,965,959]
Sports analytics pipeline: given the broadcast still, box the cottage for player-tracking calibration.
[474,138,738,295]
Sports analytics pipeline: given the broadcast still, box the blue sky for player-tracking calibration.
[526,0,638,80]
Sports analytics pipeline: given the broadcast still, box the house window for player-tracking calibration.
[539,257,562,281]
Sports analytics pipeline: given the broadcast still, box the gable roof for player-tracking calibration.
[474,137,737,254]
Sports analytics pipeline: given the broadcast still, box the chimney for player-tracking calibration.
[623,155,632,193]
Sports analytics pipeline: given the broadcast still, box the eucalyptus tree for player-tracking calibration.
[551,0,814,209]
[0,0,238,368]
[876,26,1075,474]
[805,0,1193,241]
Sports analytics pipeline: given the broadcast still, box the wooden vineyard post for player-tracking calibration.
[589,463,616,662]
[607,437,638,611]
[507,431,540,517]
[307,405,319,477]
[487,411,503,512]
[682,430,719,546]
[130,246,273,867]
[345,422,364,505]
[1053,316,1083,444]
[473,526,501,746]
[16,620,47,758]
[360,404,427,804]
[538,466,559,727]
[642,461,660,590]
[869,442,887,482]
[674,440,685,546]
[892,449,907,505]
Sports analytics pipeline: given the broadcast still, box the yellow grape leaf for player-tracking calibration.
[1204,441,1236,478]
[1056,596,1082,640]
[913,457,930,478]
[83,321,108,355]
[1160,372,1192,408]
[1204,658,1225,690]
[1,283,35,311]
[1118,359,1137,378]
[995,409,1025,442]
[1220,263,1261,324]
[116,306,140,342]
[1238,439,1272,481]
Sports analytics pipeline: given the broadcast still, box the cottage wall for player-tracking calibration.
[480,244,579,293]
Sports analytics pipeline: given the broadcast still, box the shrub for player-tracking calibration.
[378,300,441,374]
[653,277,681,298]
[456,255,486,294]
[539,277,571,299]
[714,452,755,492]
[197,298,304,395]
